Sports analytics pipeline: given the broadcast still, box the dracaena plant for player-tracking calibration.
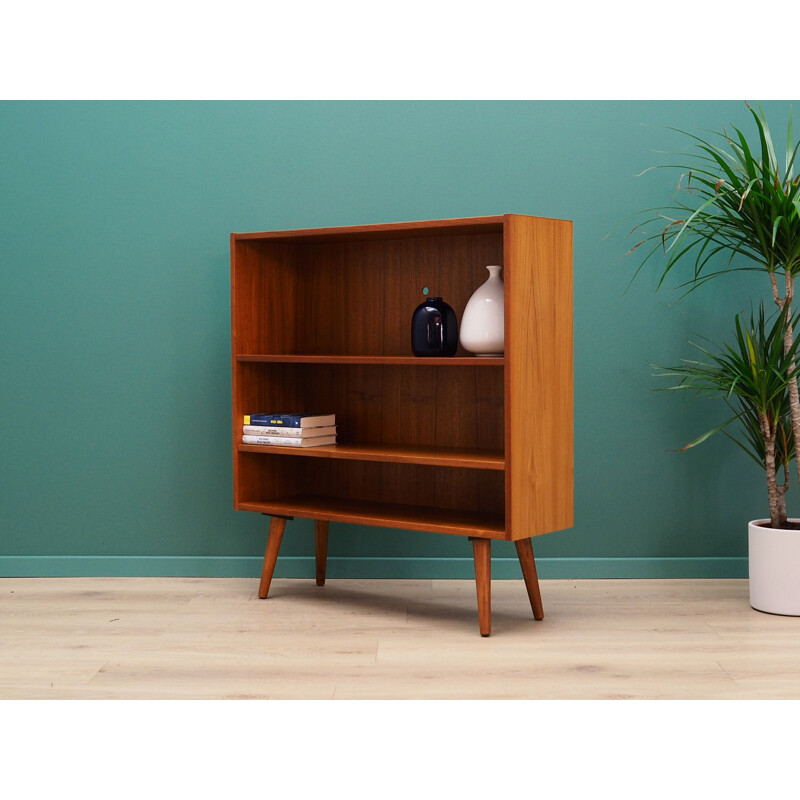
[630,102,800,509]
[656,305,798,528]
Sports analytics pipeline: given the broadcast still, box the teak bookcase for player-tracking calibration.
[230,214,573,636]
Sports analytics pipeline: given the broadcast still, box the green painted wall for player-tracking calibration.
[1,100,795,578]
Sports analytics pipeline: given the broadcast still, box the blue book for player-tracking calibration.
[243,412,335,428]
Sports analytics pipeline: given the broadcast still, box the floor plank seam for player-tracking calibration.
[703,620,726,640]
[88,660,112,686]
[715,660,737,684]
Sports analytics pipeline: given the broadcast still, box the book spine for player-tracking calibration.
[246,415,303,427]
[243,425,315,437]
[242,435,306,446]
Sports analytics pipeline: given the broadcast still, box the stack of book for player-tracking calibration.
[242,413,337,447]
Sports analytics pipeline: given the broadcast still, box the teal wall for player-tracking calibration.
[1,100,795,579]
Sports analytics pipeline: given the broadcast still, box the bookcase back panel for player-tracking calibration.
[233,233,503,356]
[232,240,301,354]
[236,453,504,519]
[236,362,504,452]
[237,451,305,504]
[300,460,504,516]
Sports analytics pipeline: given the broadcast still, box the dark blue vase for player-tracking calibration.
[411,296,458,357]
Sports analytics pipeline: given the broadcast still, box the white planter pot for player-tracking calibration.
[748,519,800,616]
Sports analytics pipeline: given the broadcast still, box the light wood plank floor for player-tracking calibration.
[2,576,799,699]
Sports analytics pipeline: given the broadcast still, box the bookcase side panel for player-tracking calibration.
[505,215,574,540]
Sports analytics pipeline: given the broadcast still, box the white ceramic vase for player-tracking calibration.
[459,265,504,356]
[748,519,800,615]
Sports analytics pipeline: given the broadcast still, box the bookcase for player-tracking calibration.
[230,214,573,636]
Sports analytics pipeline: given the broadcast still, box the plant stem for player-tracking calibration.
[759,410,788,527]
[772,268,800,507]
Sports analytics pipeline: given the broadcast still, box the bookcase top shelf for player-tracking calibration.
[236,354,504,366]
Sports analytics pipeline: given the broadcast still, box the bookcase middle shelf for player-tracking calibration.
[237,441,505,470]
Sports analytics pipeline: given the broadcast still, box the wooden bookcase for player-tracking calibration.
[230,214,573,635]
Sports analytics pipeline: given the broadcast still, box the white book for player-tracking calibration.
[243,425,337,438]
[242,435,337,447]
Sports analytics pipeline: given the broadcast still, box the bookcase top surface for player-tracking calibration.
[232,215,506,243]
[230,214,571,244]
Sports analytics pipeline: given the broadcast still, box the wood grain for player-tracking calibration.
[515,538,544,620]
[4,578,799,699]
[231,215,573,542]
[238,495,506,538]
[236,363,504,452]
[315,520,329,586]
[293,233,503,356]
[258,516,287,598]
[505,214,573,540]
[472,538,492,636]
[237,442,505,470]
[232,215,505,243]
[231,215,573,632]
[236,355,504,366]
[233,361,506,526]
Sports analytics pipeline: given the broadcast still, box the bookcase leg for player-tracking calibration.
[258,516,287,599]
[472,537,492,637]
[315,520,329,586]
[515,538,544,620]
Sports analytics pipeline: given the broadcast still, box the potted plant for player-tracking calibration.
[655,306,800,613]
[630,103,800,614]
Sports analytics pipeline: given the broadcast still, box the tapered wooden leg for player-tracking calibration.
[258,516,287,599]
[515,538,544,620]
[472,537,492,637]
[315,520,329,586]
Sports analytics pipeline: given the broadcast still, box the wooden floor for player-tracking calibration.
[2,576,799,699]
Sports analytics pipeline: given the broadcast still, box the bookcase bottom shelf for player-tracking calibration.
[237,495,507,539]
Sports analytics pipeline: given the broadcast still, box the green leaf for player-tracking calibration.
[653,303,800,473]
[772,216,784,246]
[626,102,800,293]
[753,103,779,178]
[672,416,739,452]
